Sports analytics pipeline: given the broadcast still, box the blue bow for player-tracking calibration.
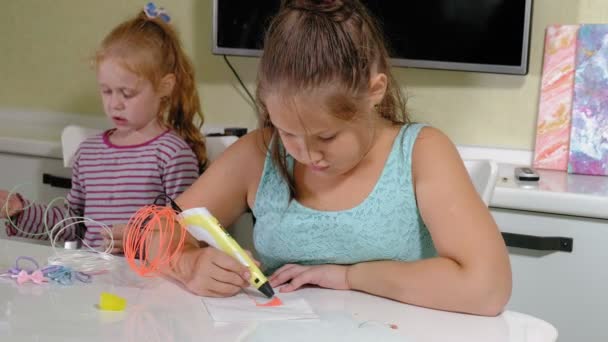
[144,2,171,23]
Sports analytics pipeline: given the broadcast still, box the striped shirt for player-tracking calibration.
[6,129,200,248]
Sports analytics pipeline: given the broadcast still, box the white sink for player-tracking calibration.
[464,159,499,206]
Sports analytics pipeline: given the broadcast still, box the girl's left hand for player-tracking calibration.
[102,224,127,254]
[269,264,351,293]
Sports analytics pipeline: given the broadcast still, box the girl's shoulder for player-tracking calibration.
[412,126,455,157]
[71,130,107,167]
[77,130,107,151]
[411,125,463,181]
[154,130,191,150]
[151,131,197,167]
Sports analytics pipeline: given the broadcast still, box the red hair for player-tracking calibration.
[96,11,207,169]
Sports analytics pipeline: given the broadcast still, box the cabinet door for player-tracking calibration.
[0,153,71,240]
[492,208,608,342]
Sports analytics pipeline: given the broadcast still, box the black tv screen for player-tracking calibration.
[213,0,533,75]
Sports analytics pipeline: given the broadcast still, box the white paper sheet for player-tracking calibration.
[202,287,318,322]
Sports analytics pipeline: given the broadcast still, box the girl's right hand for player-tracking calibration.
[176,247,252,297]
[0,191,23,219]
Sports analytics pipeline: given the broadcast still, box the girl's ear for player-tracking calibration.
[158,73,176,97]
[368,72,387,106]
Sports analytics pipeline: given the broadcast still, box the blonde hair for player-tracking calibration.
[257,0,409,195]
[95,11,207,169]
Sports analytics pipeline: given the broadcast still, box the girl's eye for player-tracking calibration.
[101,89,111,95]
[122,91,135,99]
[318,134,336,142]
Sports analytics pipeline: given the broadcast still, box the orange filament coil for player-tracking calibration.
[124,205,186,277]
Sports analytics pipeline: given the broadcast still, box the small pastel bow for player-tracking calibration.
[144,2,171,23]
[15,270,48,285]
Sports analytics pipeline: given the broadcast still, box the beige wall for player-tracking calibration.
[2,0,607,149]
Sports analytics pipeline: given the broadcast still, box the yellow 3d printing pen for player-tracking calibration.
[178,207,274,298]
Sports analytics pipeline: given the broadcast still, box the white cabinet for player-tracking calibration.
[492,208,608,342]
[0,152,71,202]
[0,152,71,239]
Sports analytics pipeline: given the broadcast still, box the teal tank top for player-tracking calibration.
[252,123,436,273]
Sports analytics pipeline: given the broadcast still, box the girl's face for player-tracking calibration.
[97,58,163,135]
[265,90,377,177]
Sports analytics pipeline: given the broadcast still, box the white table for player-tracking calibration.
[0,239,557,342]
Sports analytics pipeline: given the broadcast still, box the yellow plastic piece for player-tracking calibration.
[99,292,127,311]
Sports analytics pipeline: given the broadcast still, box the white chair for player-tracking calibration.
[61,125,105,168]
[463,159,499,206]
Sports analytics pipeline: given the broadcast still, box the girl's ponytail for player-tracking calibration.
[165,38,208,171]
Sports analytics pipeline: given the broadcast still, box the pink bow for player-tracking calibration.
[15,270,48,285]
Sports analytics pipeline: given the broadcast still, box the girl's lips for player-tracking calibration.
[310,164,329,172]
[112,116,127,125]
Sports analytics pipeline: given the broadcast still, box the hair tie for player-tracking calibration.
[143,2,171,23]
[0,256,93,286]
[12,256,40,274]
[43,265,92,285]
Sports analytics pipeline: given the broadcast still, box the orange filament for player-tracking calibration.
[256,296,283,307]
[123,205,186,277]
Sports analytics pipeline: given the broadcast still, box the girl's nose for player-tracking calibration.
[110,95,125,110]
[295,138,324,165]
[307,149,323,164]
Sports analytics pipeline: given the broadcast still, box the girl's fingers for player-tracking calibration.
[271,263,297,275]
[186,274,242,297]
[211,250,250,280]
[112,225,126,239]
[205,283,242,297]
[279,269,316,292]
[102,224,127,253]
[103,239,122,254]
[204,263,247,296]
[210,266,249,287]
[244,250,262,267]
[103,236,123,254]
[269,263,299,281]
[270,264,303,287]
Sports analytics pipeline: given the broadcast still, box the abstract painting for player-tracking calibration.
[568,24,608,175]
[533,25,579,171]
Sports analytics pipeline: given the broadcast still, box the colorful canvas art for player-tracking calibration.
[533,25,579,171]
[568,24,608,175]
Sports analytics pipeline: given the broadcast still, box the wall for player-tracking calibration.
[1,0,607,149]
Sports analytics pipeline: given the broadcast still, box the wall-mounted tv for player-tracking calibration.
[213,0,533,75]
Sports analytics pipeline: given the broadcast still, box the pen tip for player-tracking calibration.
[258,282,275,298]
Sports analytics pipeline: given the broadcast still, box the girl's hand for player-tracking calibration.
[177,247,252,297]
[0,191,23,219]
[102,224,126,254]
[269,264,351,293]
